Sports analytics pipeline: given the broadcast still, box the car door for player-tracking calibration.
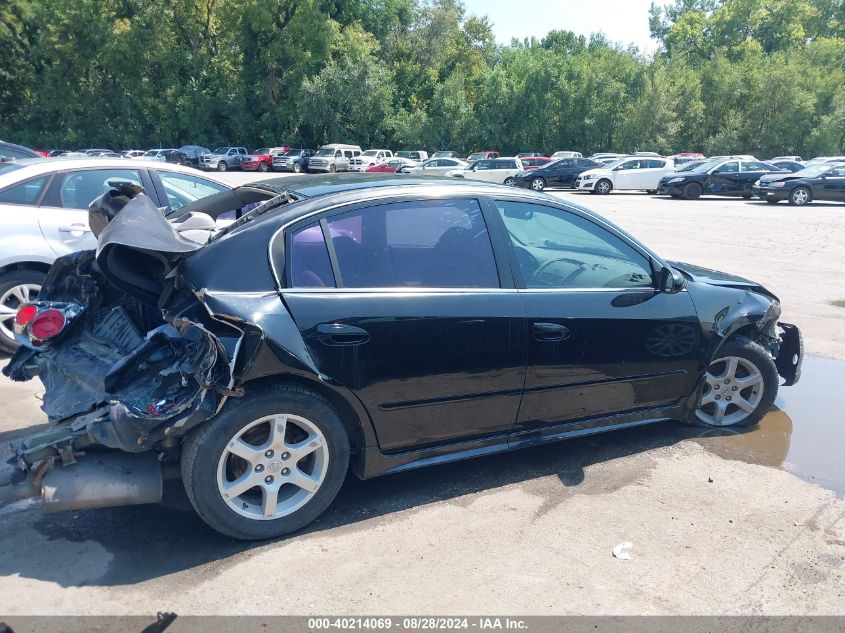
[641,159,669,189]
[739,161,771,194]
[612,159,643,190]
[0,174,54,262]
[279,196,526,452]
[547,160,574,186]
[489,197,701,429]
[705,161,740,194]
[36,167,154,256]
[816,165,845,200]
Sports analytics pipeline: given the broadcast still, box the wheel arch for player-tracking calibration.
[0,260,52,277]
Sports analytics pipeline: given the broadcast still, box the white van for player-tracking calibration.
[575,157,675,194]
[307,144,363,173]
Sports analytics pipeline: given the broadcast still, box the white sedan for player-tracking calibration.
[445,157,525,185]
[0,158,233,352]
[396,157,468,175]
[575,157,675,194]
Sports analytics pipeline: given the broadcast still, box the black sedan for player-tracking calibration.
[513,157,599,191]
[753,162,845,205]
[2,175,802,540]
[657,159,784,199]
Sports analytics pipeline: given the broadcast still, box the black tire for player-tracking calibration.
[766,199,779,204]
[216,161,228,172]
[595,179,612,195]
[258,162,269,172]
[788,186,811,206]
[670,193,681,198]
[530,177,545,191]
[0,269,45,354]
[181,383,350,540]
[694,336,778,428]
[328,164,336,173]
[503,177,515,186]
[293,162,302,173]
[682,182,702,200]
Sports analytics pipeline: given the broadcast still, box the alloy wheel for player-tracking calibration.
[695,356,764,426]
[791,188,809,205]
[0,283,40,342]
[531,178,545,191]
[216,414,329,520]
[596,180,611,194]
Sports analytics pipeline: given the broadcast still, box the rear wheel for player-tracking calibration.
[595,179,612,195]
[503,177,515,186]
[181,384,350,540]
[788,186,811,206]
[0,269,44,353]
[530,177,546,191]
[682,182,702,200]
[695,337,777,428]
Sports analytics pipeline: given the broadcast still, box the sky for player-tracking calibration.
[461,0,671,53]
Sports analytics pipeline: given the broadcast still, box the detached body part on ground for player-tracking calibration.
[0,176,803,540]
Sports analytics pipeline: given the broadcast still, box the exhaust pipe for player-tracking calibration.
[0,452,162,512]
[42,452,163,512]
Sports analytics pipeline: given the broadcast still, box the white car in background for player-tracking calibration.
[575,156,674,194]
[445,157,525,185]
[348,149,393,172]
[550,151,582,159]
[397,157,468,174]
[138,149,176,162]
[0,158,234,352]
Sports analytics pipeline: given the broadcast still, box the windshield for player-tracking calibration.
[315,149,335,157]
[792,164,833,178]
[600,158,628,170]
[683,159,722,174]
[213,147,229,154]
[143,150,159,156]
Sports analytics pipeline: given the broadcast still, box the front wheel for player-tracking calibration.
[595,179,612,195]
[328,164,336,173]
[789,186,811,206]
[181,384,350,540]
[695,337,778,428]
[503,177,515,186]
[293,162,302,173]
[217,161,228,172]
[682,182,702,200]
[530,177,545,191]
[259,162,269,172]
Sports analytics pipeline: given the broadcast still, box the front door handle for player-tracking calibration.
[58,223,91,234]
[317,323,370,346]
[532,322,570,342]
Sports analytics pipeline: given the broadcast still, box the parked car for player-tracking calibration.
[396,157,469,175]
[80,149,117,157]
[1,141,43,163]
[308,144,362,173]
[520,156,552,170]
[0,159,235,352]
[768,160,805,173]
[0,175,802,540]
[669,152,706,165]
[348,149,393,172]
[365,157,417,173]
[46,150,71,157]
[121,150,146,159]
[178,145,212,167]
[513,157,600,191]
[139,149,173,162]
[272,149,315,173]
[199,146,249,171]
[657,159,783,200]
[804,156,845,166]
[550,151,583,160]
[466,151,500,162]
[770,155,803,162]
[395,150,429,162]
[34,150,51,157]
[446,157,525,185]
[588,152,624,162]
[430,151,461,159]
[516,152,544,158]
[752,162,845,205]
[241,148,291,172]
[575,157,675,194]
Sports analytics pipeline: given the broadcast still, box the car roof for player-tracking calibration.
[0,157,229,185]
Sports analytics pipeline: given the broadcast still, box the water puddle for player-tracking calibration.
[692,356,844,495]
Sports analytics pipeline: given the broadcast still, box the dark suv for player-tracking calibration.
[272,149,315,173]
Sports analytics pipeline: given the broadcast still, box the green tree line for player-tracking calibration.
[1,0,844,156]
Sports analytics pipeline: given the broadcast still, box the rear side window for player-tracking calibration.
[646,160,666,168]
[289,224,336,288]
[0,175,49,205]
[316,199,499,288]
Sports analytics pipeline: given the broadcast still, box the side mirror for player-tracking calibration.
[660,266,686,294]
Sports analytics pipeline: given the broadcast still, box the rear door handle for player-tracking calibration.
[58,223,91,233]
[317,323,370,346]
[532,322,570,342]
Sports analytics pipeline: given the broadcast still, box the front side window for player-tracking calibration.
[618,160,641,170]
[57,169,143,210]
[495,200,653,289]
[828,166,845,177]
[157,171,228,210]
[0,176,49,205]
[322,199,499,288]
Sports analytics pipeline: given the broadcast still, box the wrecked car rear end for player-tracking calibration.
[0,188,278,511]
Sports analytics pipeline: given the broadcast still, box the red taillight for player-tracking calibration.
[15,304,38,326]
[30,308,66,340]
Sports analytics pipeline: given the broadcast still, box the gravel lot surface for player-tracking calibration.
[1,179,843,616]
